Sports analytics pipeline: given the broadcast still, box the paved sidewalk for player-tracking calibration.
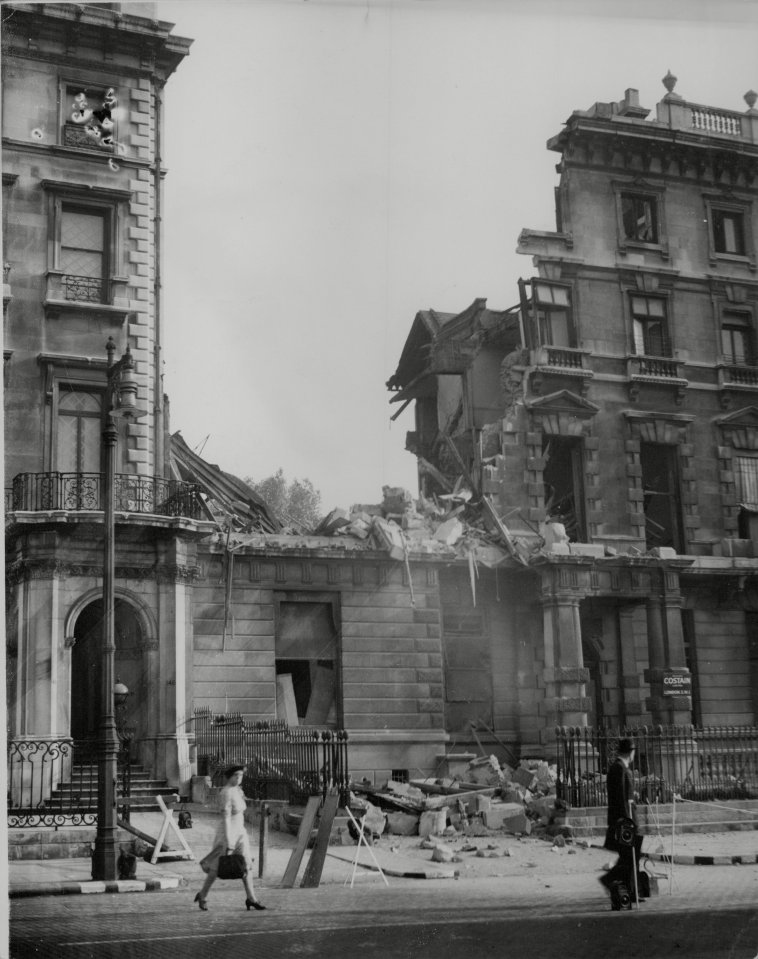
[9,804,758,902]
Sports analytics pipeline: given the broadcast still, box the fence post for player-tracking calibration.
[258,802,270,878]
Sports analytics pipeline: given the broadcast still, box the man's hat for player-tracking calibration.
[617,738,635,755]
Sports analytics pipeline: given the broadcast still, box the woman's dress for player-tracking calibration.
[199,784,253,875]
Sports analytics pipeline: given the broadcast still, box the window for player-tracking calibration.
[56,389,103,472]
[613,181,668,257]
[534,282,574,347]
[641,442,683,552]
[62,84,118,152]
[543,435,586,542]
[42,180,131,316]
[721,311,754,366]
[274,599,339,726]
[60,207,107,302]
[704,195,755,268]
[734,454,758,508]
[621,193,658,243]
[713,209,746,256]
[631,296,669,356]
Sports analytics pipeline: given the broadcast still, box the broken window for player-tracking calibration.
[640,442,683,552]
[534,282,574,348]
[631,296,669,357]
[542,435,586,542]
[721,311,754,366]
[621,193,658,243]
[274,598,339,726]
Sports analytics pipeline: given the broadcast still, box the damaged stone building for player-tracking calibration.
[5,4,758,808]
[388,77,758,752]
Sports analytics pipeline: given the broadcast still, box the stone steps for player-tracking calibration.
[558,799,758,837]
[49,764,177,813]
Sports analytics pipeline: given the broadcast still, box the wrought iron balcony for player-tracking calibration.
[8,472,204,520]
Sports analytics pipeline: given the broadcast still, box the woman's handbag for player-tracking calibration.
[217,852,247,879]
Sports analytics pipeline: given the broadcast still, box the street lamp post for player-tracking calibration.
[92,337,144,881]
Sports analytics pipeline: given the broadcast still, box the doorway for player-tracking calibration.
[71,598,147,746]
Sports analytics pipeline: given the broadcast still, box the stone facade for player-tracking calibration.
[389,79,758,747]
[3,3,201,789]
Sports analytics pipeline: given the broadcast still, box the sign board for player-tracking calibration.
[662,672,692,696]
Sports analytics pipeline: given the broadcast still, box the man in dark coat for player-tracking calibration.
[599,737,643,902]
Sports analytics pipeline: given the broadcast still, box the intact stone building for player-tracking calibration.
[389,77,758,751]
[3,2,200,788]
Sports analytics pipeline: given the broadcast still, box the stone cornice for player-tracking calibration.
[5,559,201,586]
[3,137,156,172]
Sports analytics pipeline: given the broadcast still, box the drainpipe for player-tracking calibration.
[152,79,165,478]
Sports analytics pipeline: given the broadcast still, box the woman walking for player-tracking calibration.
[195,765,266,912]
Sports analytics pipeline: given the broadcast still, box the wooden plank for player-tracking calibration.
[276,673,299,725]
[280,795,320,888]
[327,845,456,880]
[304,665,335,725]
[300,790,340,888]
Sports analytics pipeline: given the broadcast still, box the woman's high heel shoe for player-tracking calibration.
[194,893,208,911]
[245,898,266,911]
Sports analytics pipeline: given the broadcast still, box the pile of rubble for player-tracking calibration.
[314,485,514,569]
[349,754,566,852]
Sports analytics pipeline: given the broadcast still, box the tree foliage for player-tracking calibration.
[246,468,323,532]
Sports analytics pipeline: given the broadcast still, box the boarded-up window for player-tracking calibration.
[275,600,338,726]
[442,607,492,731]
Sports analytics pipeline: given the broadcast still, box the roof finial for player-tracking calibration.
[745,89,758,111]
[662,70,678,95]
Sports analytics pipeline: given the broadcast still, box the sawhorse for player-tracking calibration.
[149,793,195,864]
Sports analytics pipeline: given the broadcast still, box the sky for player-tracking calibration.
[153,0,758,513]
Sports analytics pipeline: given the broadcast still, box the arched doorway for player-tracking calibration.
[72,598,148,749]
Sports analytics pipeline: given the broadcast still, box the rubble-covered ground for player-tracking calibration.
[347,754,568,850]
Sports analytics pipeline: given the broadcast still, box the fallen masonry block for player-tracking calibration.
[371,516,406,561]
[315,508,351,535]
[527,797,557,825]
[433,517,464,546]
[386,780,426,801]
[502,812,532,836]
[431,845,454,863]
[386,812,419,836]
[381,486,414,514]
[500,785,524,804]
[462,820,492,837]
[512,767,537,789]
[476,848,504,858]
[482,802,525,830]
[344,519,371,539]
[419,809,447,838]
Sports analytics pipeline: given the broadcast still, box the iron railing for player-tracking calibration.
[7,737,132,827]
[9,472,204,519]
[193,707,350,806]
[555,725,758,808]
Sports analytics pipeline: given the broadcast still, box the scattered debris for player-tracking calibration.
[350,755,565,853]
